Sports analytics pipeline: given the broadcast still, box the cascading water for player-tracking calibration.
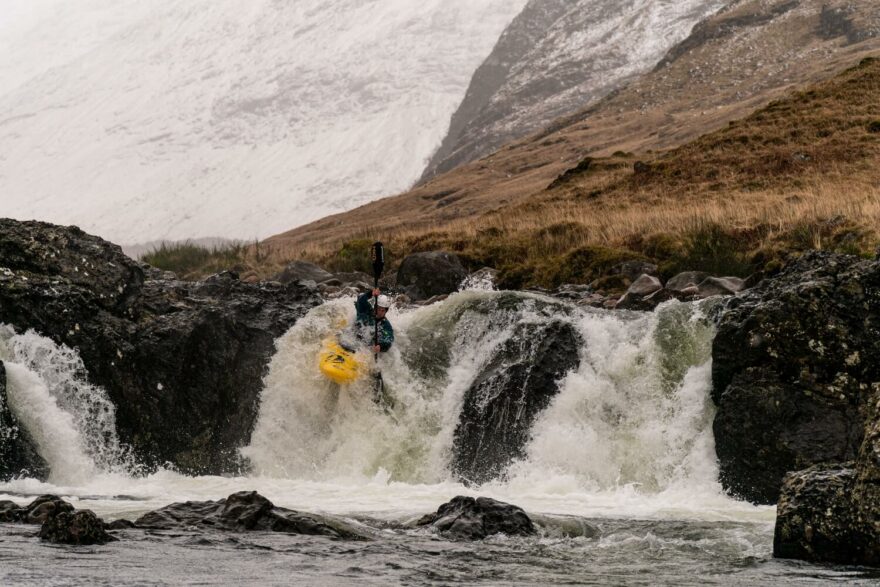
[243,290,725,514]
[0,324,132,484]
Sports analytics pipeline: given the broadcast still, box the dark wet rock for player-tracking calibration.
[396,251,467,301]
[273,261,333,285]
[666,271,710,292]
[40,509,116,545]
[23,495,76,525]
[712,252,880,504]
[416,496,536,540]
[134,491,364,540]
[452,320,582,485]
[0,219,322,474]
[0,500,21,522]
[774,464,859,563]
[105,518,136,530]
[0,495,77,525]
[774,384,880,568]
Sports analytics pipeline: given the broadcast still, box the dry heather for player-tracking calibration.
[150,57,880,290]
[304,57,880,289]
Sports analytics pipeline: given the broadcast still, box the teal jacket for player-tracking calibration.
[355,292,394,352]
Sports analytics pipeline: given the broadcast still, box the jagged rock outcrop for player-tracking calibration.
[134,491,364,540]
[452,319,581,485]
[416,496,536,540]
[712,252,880,504]
[421,0,728,180]
[396,252,468,301]
[0,219,321,473]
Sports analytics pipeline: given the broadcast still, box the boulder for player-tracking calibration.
[134,491,364,539]
[627,274,663,297]
[40,509,116,545]
[774,464,859,563]
[396,252,468,301]
[0,500,21,522]
[452,320,582,485]
[416,496,536,540]
[0,220,322,474]
[22,495,76,525]
[615,275,672,311]
[273,261,333,285]
[612,260,659,283]
[712,252,880,503]
[666,271,710,292]
[773,382,880,566]
[696,276,744,297]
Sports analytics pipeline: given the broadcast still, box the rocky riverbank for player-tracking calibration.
[1,219,877,566]
[0,219,321,476]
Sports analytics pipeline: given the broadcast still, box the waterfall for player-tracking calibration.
[0,325,132,484]
[243,291,722,498]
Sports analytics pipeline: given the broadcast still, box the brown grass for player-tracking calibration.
[173,56,880,288]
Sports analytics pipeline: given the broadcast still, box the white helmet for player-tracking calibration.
[373,294,392,309]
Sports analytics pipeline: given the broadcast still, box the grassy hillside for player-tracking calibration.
[151,56,880,291]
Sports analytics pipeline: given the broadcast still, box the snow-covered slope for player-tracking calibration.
[422,0,730,180]
[0,0,527,244]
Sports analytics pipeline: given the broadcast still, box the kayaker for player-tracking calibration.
[354,288,394,353]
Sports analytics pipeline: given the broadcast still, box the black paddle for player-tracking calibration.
[370,242,386,406]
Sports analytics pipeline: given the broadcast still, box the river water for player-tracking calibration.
[1,291,877,585]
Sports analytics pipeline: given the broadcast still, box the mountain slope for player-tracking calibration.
[266,0,880,261]
[0,0,527,245]
[421,0,729,182]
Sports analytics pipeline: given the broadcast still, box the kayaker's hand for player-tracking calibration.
[373,345,381,354]
[372,288,381,298]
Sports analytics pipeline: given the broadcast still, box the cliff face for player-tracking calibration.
[420,0,730,181]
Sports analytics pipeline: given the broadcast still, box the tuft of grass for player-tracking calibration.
[141,240,269,280]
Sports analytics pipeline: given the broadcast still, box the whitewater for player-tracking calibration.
[0,0,526,245]
[4,289,875,583]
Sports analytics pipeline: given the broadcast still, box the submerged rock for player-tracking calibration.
[40,510,116,545]
[134,491,364,540]
[452,320,581,485]
[712,252,879,504]
[0,219,322,474]
[416,496,536,540]
[396,251,468,301]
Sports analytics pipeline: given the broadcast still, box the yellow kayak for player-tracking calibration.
[318,339,364,384]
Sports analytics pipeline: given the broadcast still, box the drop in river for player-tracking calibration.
[0,290,877,585]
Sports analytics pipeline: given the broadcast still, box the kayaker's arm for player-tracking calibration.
[378,321,394,352]
[355,291,373,323]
